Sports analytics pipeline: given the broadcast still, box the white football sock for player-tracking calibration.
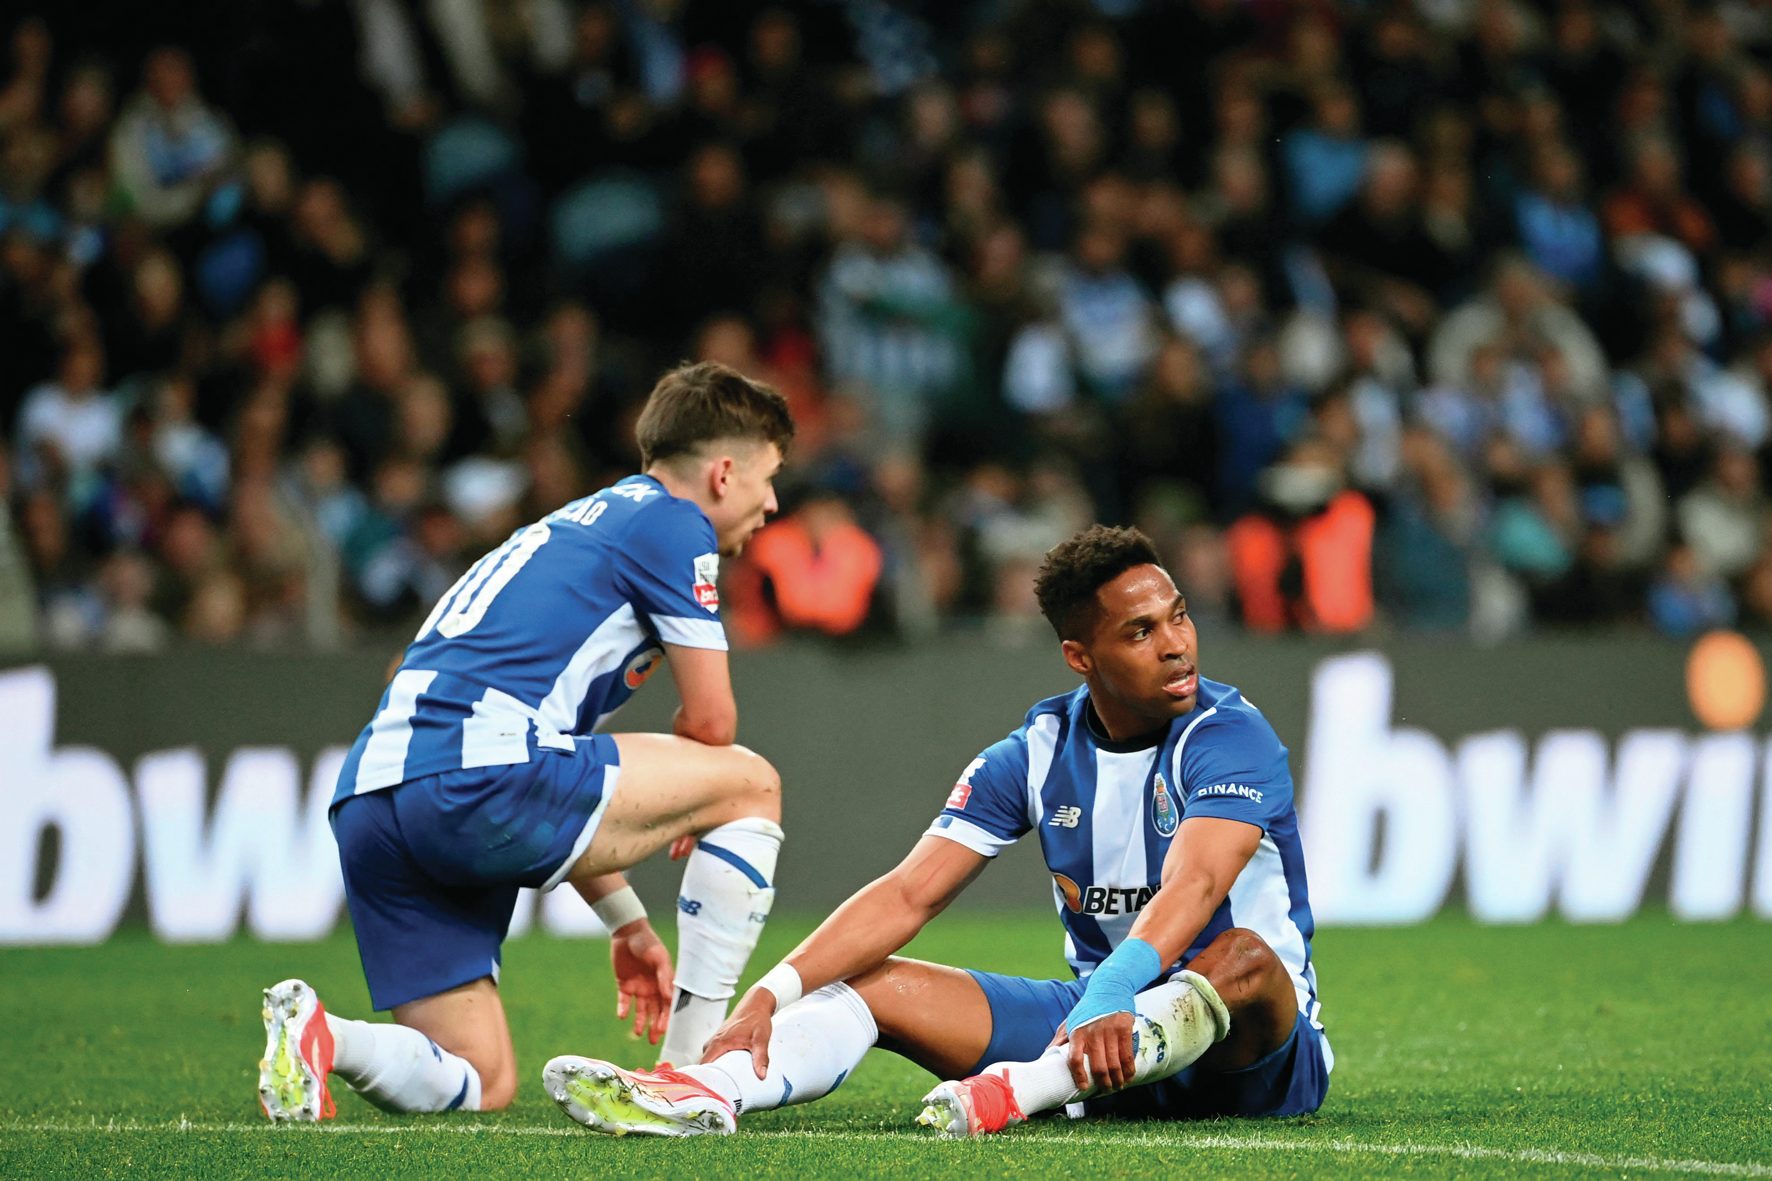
[326,1016,483,1112]
[989,971,1231,1114]
[658,817,784,1066]
[681,982,877,1114]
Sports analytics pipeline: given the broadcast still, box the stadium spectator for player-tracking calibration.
[1214,334,1311,516]
[1678,443,1765,579]
[816,192,963,448]
[0,453,37,654]
[1428,256,1609,402]
[1225,439,1376,634]
[1649,538,1737,636]
[664,142,768,326]
[1057,222,1156,403]
[92,548,163,651]
[108,47,236,232]
[726,488,885,646]
[3,1,1771,648]
[1280,82,1369,229]
[14,334,120,496]
[1374,427,1476,631]
[1119,333,1219,520]
[1317,142,1443,336]
[1603,135,1717,256]
[1513,143,1608,299]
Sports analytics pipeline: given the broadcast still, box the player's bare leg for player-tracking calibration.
[565,734,785,1066]
[543,956,985,1135]
[848,958,998,1079]
[570,734,782,874]
[921,927,1293,1136]
[387,979,519,1108]
[260,975,506,1121]
[549,956,979,1136]
[273,737,779,1123]
[1183,927,1301,1072]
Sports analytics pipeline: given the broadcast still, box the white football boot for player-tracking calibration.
[543,1056,735,1136]
[258,979,337,1122]
[916,1071,1027,1138]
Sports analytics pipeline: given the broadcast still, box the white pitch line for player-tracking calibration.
[1,1121,1767,1177]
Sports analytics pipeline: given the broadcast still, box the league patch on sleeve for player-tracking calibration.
[693,553,720,612]
[945,756,985,811]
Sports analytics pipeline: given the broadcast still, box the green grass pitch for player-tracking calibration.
[1,912,1768,1179]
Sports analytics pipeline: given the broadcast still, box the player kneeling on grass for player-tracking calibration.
[258,362,794,1121]
[543,525,1330,1136]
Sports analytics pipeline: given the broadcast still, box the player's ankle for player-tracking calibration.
[680,1061,743,1106]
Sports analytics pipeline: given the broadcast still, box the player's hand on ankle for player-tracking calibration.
[701,989,775,1077]
[1062,1012,1136,1093]
[611,919,675,1044]
[668,835,697,860]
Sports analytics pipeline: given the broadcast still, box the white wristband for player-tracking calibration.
[754,963,803,1013]
[591,886,647,932]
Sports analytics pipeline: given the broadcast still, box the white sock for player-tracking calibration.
[680,982,877,1115]
[325,1016,484,1112]
[990,970,1231,1114]
[659,817,784,1066]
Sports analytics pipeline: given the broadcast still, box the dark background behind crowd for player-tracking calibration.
[4,0,1772,653]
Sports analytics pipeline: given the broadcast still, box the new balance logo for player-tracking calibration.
[677,896,702,916]
[1048,806,1083,828]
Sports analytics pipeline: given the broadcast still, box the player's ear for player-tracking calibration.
[1060,639,1090,677]
[709,455,735,498]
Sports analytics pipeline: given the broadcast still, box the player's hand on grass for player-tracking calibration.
[1050,1012,1136,1093]
[700,989,776,1077]
[610,919,675,1044]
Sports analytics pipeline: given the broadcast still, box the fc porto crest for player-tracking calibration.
[1152,771,1178,836]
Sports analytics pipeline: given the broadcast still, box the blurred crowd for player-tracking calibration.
[5,0,1772,653]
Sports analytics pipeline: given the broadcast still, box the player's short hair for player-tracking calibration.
[1034,524,1165,641]
[636,361,795,468]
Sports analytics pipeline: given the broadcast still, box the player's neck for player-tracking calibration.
[643,464,709,512]
[1083,696,1168,751]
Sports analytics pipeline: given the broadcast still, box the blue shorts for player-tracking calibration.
[330,734,620,1011]
[965,970,1329,1119]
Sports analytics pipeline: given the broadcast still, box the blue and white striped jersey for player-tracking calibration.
[927,678,1329,1059]
[333,475,726,804]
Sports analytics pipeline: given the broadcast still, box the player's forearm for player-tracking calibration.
[1125,871,1221,969]
[741,838,981,1013]
[570,872,629,905]
[768,876,933,999]
[1066,874,1223,1034]
[570,872,650,933]
[672,703,737,746]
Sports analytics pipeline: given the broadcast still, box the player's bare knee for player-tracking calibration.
[1225,926,1279,968]
[846,958,912,1038]
[1203,927,1283,992]
[732,746,782,821]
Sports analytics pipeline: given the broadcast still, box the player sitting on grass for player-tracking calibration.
[542,524,1330,1136]
[258,362,792,1121]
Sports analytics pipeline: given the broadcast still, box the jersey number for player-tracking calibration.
[417,522,553,641]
